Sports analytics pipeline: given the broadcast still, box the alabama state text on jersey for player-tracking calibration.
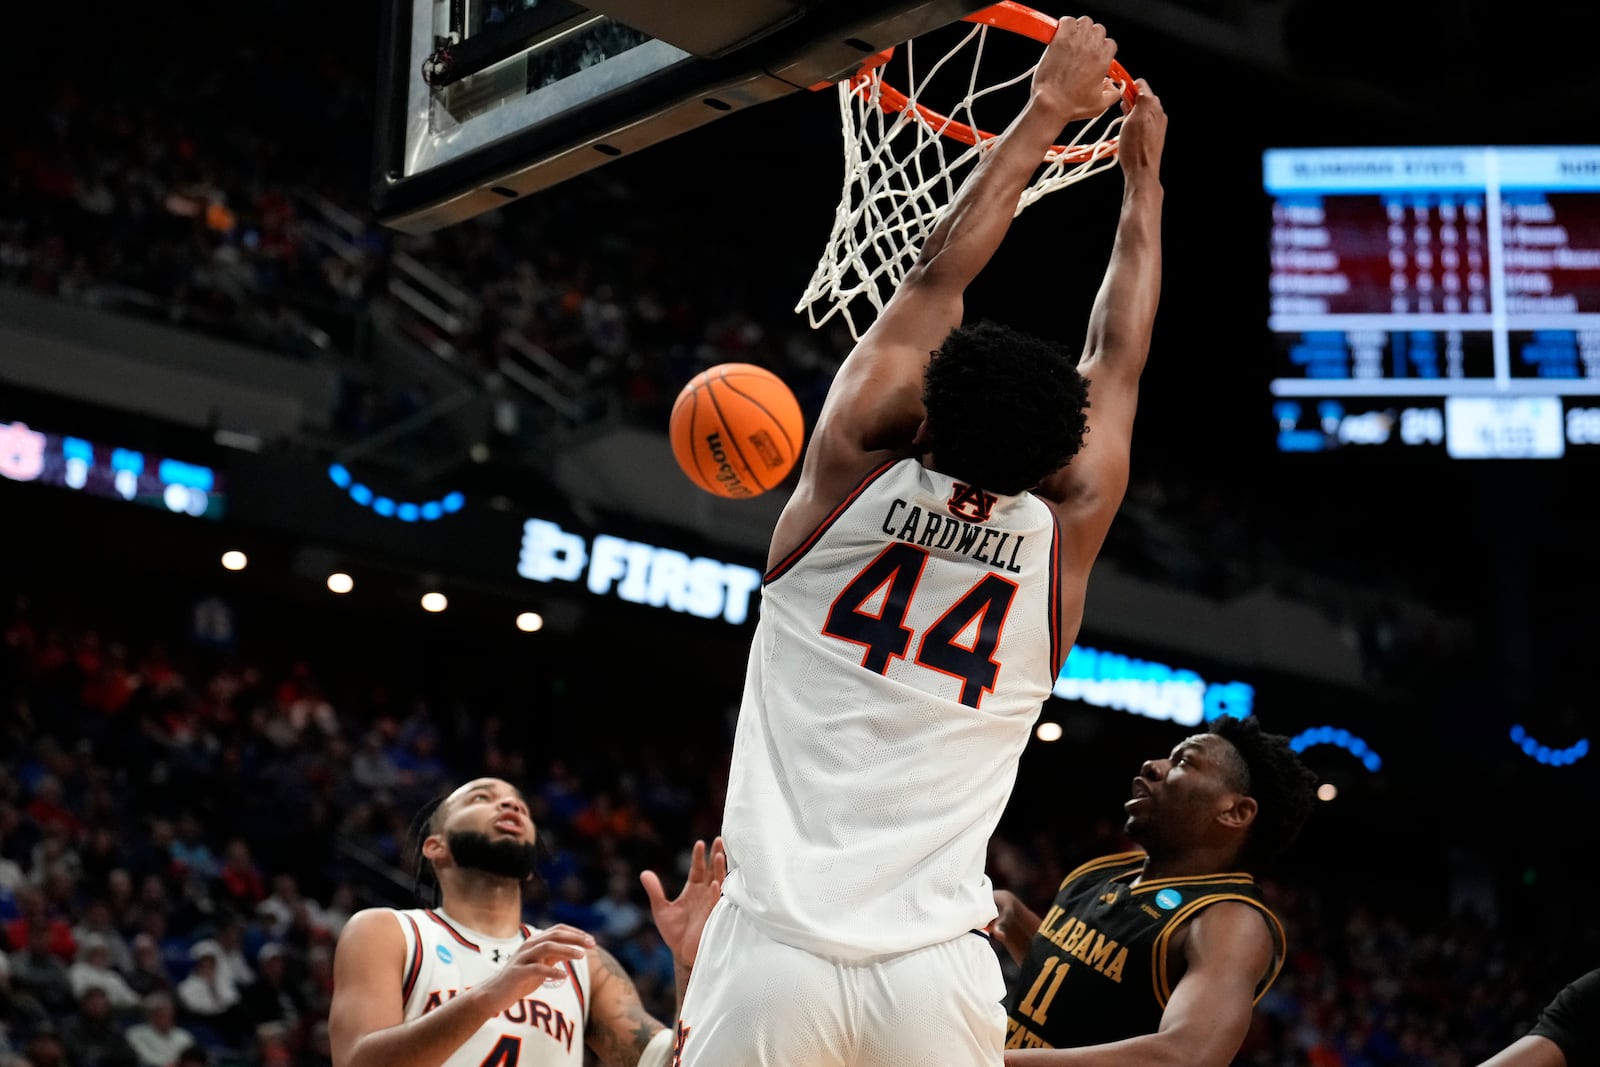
[396,908,590,1067]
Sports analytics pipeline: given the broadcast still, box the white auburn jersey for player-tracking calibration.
[721,458,1063,959]
[394,908,590,1067]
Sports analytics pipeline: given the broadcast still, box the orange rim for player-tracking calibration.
[831,1,1135,164]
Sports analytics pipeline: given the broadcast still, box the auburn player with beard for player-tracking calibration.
[329,777,723,1067]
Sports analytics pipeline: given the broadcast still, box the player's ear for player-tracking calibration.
[421,832,449,866]
[1219,794,1257,831]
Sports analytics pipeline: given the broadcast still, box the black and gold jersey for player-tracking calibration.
[1003,851,1285,1051]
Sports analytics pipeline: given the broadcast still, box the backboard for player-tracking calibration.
[372,0,994,234]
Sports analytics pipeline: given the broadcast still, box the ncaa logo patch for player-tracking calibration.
[1154,889,1183,911]
[436,944,454,964]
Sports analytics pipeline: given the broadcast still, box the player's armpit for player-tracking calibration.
[583,945,668,1067]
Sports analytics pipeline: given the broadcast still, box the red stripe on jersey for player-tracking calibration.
[766,460,899,584]
[424,910,481,951]
[401,914,424,1002]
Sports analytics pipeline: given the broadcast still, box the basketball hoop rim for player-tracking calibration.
[827,1,1136,163]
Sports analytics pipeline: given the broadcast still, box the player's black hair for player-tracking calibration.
[409,792,449,907]
[1209,715,1319,872]
[922,320,1091,496]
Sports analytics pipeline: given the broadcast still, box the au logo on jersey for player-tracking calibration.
[947,482,998,523]
[435,944,454,964]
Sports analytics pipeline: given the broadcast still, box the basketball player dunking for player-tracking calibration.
[329,777,724,1067]
[674,16,1168,1067]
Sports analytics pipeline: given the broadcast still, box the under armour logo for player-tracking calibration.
[492,949,502,963]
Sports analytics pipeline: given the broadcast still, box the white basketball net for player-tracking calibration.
[796,21,1127,341]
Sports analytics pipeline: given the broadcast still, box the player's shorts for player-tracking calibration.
[675,897,1006,1066]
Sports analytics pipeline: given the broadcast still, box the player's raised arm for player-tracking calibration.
[1034,79,1166,566]
[805,17,1122,469]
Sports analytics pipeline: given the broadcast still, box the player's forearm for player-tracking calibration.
[910,95,1073,292]
[1001,911,1042,966]
[340,988,499,1067]
[1082,180,1163,375]
[1006,1031,1192,1067]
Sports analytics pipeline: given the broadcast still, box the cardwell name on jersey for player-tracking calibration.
[880,497,1026,573]
[418,986,581,1054]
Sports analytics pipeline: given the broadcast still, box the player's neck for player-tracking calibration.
[436,873,526,939]
[1134,846,1242,884]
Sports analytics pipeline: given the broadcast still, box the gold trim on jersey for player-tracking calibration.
[1150,894,1287,1009]
[1057,851,1147,889]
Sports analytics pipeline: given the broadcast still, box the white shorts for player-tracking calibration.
[676,898,1006,1067]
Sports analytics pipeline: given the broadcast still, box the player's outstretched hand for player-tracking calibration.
[476,925,595,1015]
[1032,16,1121,121]
[1117,78,1167,178]
[641,836,727,968]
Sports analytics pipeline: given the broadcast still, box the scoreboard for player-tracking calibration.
[1265,146,1600,458]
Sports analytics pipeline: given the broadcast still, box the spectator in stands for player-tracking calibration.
[210,914,255,991]
[124,992,196,1067]
[350,732,400,792]
[4,885,75,961]
[20,1027,66,1067]
[243,943,306,1032]
[8,923,74,1014]
[215,840,265,913]
[60,986,138,1067]
[318,884,355,937]
[0,834,24,896]
[70,900,131,972]
[257,875,326,942]
[124,933,174,999]
[174,939,246,1042]
[67,933,140,1010]
[547,872,603,931]
[169,815,219,883]
[590,872,646,944]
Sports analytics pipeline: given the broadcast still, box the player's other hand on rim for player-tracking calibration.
[475,925,594,1014]
[1032,16,1121,121]
[1117,79,1167,177]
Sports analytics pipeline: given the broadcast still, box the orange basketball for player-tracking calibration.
[669,363,805,499]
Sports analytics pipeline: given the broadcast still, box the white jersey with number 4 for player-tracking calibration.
[393,908,590,1067]
[721,458,1062,959]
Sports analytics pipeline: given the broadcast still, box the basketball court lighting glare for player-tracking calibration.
[220,550,248,571]
[516,612,544,632]
[327,573,354,594]
[421,592,448,612]
[1035,722,1064,743]
[1317,783,1339,802]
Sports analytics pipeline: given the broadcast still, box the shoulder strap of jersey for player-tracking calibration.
[392,909,425,1005]
[1149,893,1286,1009]
[1059,850,1146,890]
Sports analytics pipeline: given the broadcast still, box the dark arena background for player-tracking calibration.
[5,1,1600,1065]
